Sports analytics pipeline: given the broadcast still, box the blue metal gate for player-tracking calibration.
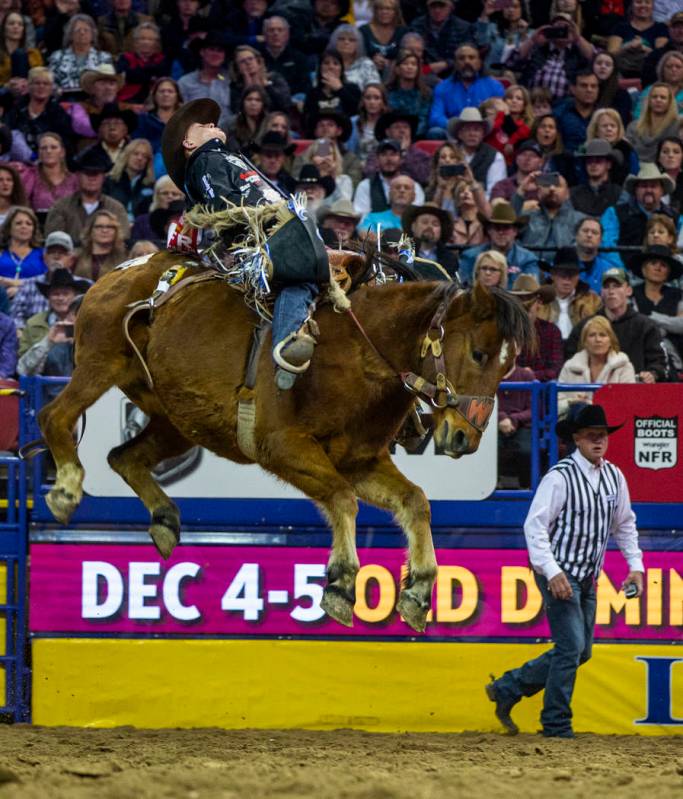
[0,455,29,722]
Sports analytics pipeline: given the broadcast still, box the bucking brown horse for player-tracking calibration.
[38,250,533,632]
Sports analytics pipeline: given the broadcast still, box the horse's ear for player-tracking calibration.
[471,280,497,321]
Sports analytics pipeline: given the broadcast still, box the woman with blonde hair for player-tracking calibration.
[634,52,683,119]
[131,174,184,242]
[303,137,353,205]
[425,142,464,212]
[229,44,290,114]
[626,82,680,162]
[472,249,507,289]
[23,132,79,223]
[558,316,636,415]
[74,210,127,281]
[586,107,638,184]
[485,85,532,166]
[104,138,155,221]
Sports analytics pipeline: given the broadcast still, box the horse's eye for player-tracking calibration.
[472,350,487,366]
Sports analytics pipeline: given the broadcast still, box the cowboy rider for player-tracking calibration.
[161,98,329,389]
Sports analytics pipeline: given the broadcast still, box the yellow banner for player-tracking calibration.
[32,639,683,734]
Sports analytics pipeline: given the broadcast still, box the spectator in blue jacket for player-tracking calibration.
[554,69,600,154]
[459,201,539,288]
[428,43,504,137]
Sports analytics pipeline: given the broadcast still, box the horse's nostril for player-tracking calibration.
[453,429,467,453]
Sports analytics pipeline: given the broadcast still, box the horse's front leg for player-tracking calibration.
[260,428,359,626]
[346,453,437,633]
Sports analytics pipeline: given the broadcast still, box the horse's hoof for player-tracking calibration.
[397,592,430,633]
[320,590,354,628]
[45,487,77,525]
[149,524,179,559]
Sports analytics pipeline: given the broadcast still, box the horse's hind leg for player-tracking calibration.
[346,454,436,633]
[261,431,359,626]
[39,365,116,524]
[107,415,191,559]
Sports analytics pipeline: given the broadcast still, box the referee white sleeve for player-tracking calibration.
[523,471,566,581]
[611,469,645,573]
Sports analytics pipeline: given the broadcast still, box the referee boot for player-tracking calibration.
[485,675,520,735]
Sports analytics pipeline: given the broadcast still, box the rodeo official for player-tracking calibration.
[486,404,644,738]
[161,98,330,389]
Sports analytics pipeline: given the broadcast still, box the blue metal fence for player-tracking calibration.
[0,455,29,721]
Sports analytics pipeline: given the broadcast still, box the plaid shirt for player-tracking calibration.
[10,277,48,331]
[518,318,563,382]
[531,48,570,100]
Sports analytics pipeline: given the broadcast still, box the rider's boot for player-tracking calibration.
[273,323,317,390]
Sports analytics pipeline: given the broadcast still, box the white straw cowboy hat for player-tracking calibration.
[447,107,492,140]
[317,198,361,223]
[80,63,124,94]
[624,162,675,195]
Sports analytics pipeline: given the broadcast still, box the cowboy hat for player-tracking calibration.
[161,98,221,190]
[37,268,90,298]
[90,102,138,135]
[628,244,683,281]
[73,145,113,174]
[540,246,582,274]
[555,404,623,441]
[375,110,419,142]
[447,107,492,140]
[306,109,352,142]
[295,163,335,197]
[251,131,295,155]
[317,198,361,223]
[575,138,623,166]
[510,273,556,305]
[624,162,675,195]
[478,201,527,228]
[189,30,228,56]
[401,202,454,244]
[80,64,124,95]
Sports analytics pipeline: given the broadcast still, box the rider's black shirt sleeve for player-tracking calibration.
[185,140,266,210]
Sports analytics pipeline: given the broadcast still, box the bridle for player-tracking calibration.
[345,285,496,434]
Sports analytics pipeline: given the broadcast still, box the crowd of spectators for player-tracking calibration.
[0,0,681,484]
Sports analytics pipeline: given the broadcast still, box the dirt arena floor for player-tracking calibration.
[0,727,680,799]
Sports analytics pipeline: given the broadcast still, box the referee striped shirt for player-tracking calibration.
[524,450,644,581]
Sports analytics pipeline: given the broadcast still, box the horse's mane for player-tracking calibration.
[487,286,536,354]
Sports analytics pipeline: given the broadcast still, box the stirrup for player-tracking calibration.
[275,368,298,390]
[272,331,316,374]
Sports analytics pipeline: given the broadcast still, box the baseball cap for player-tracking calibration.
[377,138,401,153]
[516,140,543,157]
[45,231,74,252]
[601,267,629,286]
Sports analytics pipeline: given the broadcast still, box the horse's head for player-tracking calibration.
[428,282,534,458]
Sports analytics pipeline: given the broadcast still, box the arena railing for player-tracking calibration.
[0,455,29,722]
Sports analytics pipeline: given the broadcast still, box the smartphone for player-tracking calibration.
[439,164,466,178]
[62,323,75,338]
[545,25,569,40]
[536,172,560,187]
[502,114,518,136]
[316,139,332,157]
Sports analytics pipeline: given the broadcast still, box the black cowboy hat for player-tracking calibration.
[37,268,91,298]
[189,30,228,56]
[628,245,683,281]
[375,111,419,142]
[555,404,624,441]
[73,145,113,174]
[90,102,138,135]
[252,131,295,155]
[161,98,221,190]
[306,109,352,142]
[150,199,186,241]
[401,202,454,244]
[540,246,582,274]
[295,164,335,197]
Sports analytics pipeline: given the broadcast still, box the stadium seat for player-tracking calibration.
[414,140,445,156]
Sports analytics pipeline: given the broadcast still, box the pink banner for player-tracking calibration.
[29,544,682,640]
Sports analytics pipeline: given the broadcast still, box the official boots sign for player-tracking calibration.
[634,416,678,471]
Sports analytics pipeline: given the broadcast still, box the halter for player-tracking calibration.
[345,286,495,435]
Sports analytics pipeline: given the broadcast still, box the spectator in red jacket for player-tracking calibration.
[116,22,169,104]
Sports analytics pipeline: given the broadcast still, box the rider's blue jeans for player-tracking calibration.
[493,572,597,736]
[272,283,319,351]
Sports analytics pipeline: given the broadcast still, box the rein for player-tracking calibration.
[345,288,495,434]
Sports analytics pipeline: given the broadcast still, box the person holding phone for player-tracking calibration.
[486,403,643,738]
[508,12,595,100]
[17,268,89,378]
